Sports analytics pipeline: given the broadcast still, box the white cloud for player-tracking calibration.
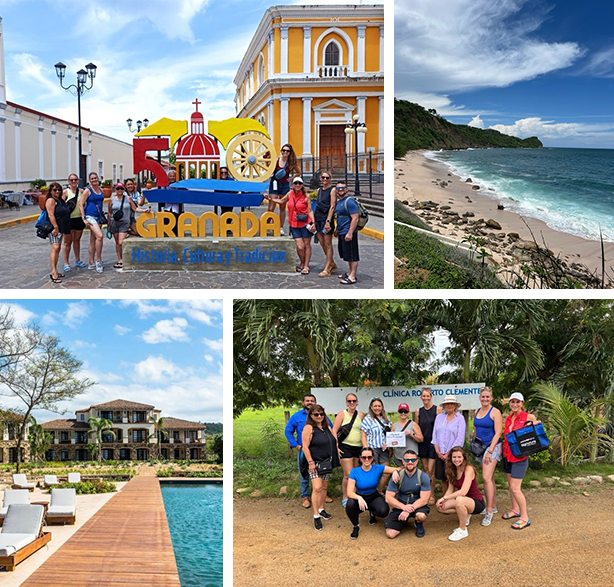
[12,53,62,95]
[66,302,91,325]
[202,337,223,352]
[395,0,583,97]
[0,303,36,327]
[117,299,222,325]
[204,354,213,362]
[71,340,96,350]
[490,117,614,139]
[468,115,485,129]
[114,325,131,336]
[585,47,614,78]
[134,355,185,383]
[141,317,190,344]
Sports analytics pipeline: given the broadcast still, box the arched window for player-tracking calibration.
[324,42,340,66]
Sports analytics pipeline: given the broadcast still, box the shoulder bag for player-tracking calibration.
[337,410,358,443]
[315,429,335,475]
[35,209,53,239]
[470,437,487,458]
[113,195,126,221]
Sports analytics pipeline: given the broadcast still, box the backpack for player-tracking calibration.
[395,468,424,504]
[343,197,369,230]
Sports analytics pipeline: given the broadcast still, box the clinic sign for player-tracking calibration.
[312,383,485,415]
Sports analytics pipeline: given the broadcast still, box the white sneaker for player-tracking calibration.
[482,512,493,526]
[480,507,498,515]
[88,263,96,270]
[466,514,471,526]
[95,262,103,274]
[280,228,285,236]
[448,527,468,541]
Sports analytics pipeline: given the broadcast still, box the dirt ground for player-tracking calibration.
[234,486,614,586]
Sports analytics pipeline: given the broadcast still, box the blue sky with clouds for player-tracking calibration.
[0,0,382,144]
[395,0,614,148]
[0,299,223,424]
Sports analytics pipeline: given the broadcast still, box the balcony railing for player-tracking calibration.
[317,65,350,78]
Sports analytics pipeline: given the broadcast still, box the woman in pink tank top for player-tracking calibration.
[436,446,485,541]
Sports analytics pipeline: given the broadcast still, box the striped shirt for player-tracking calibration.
[360,414,392,448]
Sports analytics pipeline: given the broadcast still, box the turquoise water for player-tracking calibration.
[161,483,223,587]
[424,148,614,243]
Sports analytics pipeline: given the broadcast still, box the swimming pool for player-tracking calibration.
[161,482,223,587]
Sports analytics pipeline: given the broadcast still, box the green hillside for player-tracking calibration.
[395,99,543,157]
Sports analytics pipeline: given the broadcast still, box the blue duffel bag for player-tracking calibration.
[506,422,550,458]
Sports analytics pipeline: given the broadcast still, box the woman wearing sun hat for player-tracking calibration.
[391,403,423,467]
[431,395,466,495]
[502,392,538,530]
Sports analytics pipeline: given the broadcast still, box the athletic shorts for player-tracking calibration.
[371,446,390,465]
[339,443,361,460]
[476,442,502,464]
[308,470,330,481]
[48,233,63,245]
[385,505,430,531]
[501,456,529,479]
[418,442,436,459]
[290,226,313,239]
[70,217,85,231]
[471,498,486,515]
[337,231,359,262]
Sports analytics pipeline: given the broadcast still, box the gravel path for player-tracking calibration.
[234,486,614,586]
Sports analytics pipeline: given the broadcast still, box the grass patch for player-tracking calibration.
[394,199,432,230]
[394,222,504,289]
[57,479,117,494]
[234,406,295,459]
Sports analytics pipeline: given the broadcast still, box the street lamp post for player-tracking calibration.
[344,113,367,198]
[54,62,97,188]
[127,118,149,192]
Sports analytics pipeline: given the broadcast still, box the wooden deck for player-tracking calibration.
[22,477,181,586]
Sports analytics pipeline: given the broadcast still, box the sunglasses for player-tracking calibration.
[403,458,418,463]
[116,187,124,190]
[69,178,78,181]
[51,188,62,192]
[220,172,228,175]
[362,455,373,460]
[312,413,324,417]
[293,182,303,185]
[398,410,409,414]
[321,176,330,180]
[281,149,290,153]
[346,399,357,403]
[337,187,346,191]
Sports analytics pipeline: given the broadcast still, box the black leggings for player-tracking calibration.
[346,491,389,526]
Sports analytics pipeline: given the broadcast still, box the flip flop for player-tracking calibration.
[511,518,531,530]
[295,265,303,273]
[113,262,123,269]
[301,267,310,275]
[502,510,521,520]
[340,276,357,285]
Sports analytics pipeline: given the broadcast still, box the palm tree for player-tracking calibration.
[148,414,168,460]
[88,417,115,462]
[27,416,53,463]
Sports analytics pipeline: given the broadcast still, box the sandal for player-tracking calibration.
[318,269,331,277]
[340,276,357,285]
[511,518,530,530]
[301,267,310,275]
[295,265,303,273]
[113,262,123,269]
[502,510,521,520]
[49,274,62,284]
[330,263,338,273]
[338,272,348,280]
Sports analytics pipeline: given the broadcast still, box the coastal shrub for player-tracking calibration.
[58,480,117,494]
[394,224,504,289]
[394,199,431,230]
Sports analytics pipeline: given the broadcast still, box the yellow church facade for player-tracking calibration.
[234,4,384,176]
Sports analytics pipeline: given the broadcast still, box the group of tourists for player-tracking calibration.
[285,388,538,541]
[45,172,149,283]
[265,143,361,284]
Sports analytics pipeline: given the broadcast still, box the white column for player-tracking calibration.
[280,97,289,146]
[267,99,275,143]
[267,31,274,76]
[357,96,367,154]
[51,122,57,179]
[0,105,6,181]
[379,25,384,73]
[303,26,311,73]
[38,116,44,178]
[280,26,288,74]
[378,95,384,169]
[357,26,366,74]
[0,17,6,105]
[14,111,21,181]
[302,97,312,157]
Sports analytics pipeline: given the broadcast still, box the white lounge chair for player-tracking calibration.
[11,474,36,492]
[46,488,76,525]
[0,504,51,571]
[0,490,30,526]
[43,475,59,488]
[67,472,81,484]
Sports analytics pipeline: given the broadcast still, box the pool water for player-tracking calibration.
[161,483,223,587]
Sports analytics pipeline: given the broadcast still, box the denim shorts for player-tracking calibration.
[476,441,502,463]
[269,180,290,196]
[290,226,313,239]
[315,219,335,233]
[85,215,100,226]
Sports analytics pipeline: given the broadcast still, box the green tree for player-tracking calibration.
[147,414,168,460]
[28,416,53,463]
[88,418,116,462]
[212,433,223,464]
[0,333,94,472]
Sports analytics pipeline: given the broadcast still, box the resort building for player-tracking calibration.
[42,399,206,462]
[0,410,29,463]
[233,4,384,176]
[0,16,133,192]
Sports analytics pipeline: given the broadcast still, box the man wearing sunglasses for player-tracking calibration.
[384,449,431,538]
[285,394,332,508]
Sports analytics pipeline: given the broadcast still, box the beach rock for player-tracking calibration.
[588,475,603,484]
[402,200,409,205]
[486,219,502,230]
[467,199,472,203]
[472,185,480,190]
[529,480,541,488]
[440,205,451,210]
[442,210,459,217]
[465,178,472,183]
[403,186,408,190]
[279,486,288,495]
[496,233,506,239]
[514,239,538,251]
[236,487,251,493]
[448,173,452,176]
[512,250,532,263]
[508,233,520,241]
[250,489,263,497]
[497,204,505,210]
[460,218,468,224]
[571,477,591,485]
[462,211,475,217]
[468,220,476,225]
[559,481,571,487]
[607,474,614,483]
[543,477,556,487]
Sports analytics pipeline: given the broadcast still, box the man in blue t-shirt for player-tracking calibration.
[284,394,332,508]
[334,181,359,285]
[385,449,432,538]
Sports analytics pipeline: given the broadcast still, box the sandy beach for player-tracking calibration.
[395,151,614,285]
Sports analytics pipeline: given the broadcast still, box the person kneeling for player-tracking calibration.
[385,449,431,539]
[436,446,485,542]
